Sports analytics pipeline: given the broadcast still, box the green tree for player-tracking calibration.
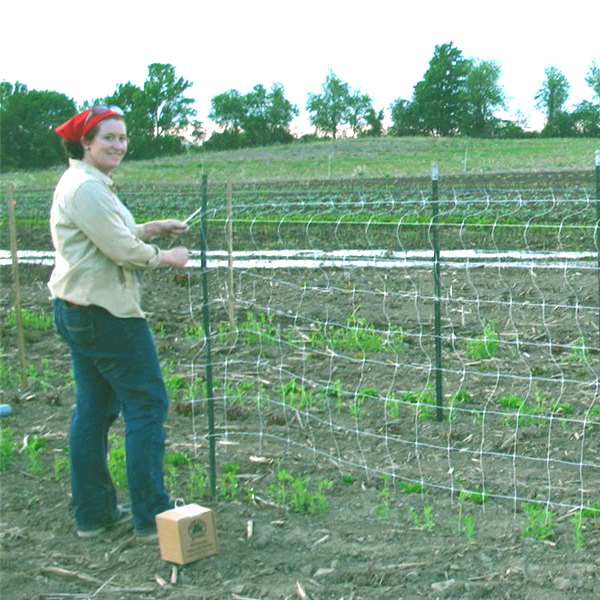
[105,63,198,158]
[263,83,300,141]
[462,58,506,137]
[306,70,351,139]
[0,82,76,171]
[208,89,246,133]
[571,101,600,136]
[361,107,385,137]
[242,83,298,146]
[207,83,298,149]
[388,98,419,136]
[411,42,469,135]
[584,60,600,101]
[347,92,378,136]
[571,60,600,137]
[534,65,571,133]
[143,63,196,136]
[307,71,381,138]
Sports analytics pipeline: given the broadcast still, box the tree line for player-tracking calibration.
[1,42,598,171]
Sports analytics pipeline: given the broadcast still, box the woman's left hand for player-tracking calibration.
[159,219,189,239]
[142,219,189,240]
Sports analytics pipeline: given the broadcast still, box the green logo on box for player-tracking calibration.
[188,519,206,539]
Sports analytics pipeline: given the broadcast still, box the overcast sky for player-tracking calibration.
[3,0,598,132]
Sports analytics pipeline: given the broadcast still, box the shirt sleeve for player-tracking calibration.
[67,179,163,270]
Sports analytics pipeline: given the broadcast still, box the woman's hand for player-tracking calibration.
[160,246,189,268]
[142,219,189,240]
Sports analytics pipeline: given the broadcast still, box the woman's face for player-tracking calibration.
[83,118,127,174]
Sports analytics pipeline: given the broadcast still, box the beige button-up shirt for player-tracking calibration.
[48,160,163,319]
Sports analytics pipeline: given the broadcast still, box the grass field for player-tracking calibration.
[1,136,598,189]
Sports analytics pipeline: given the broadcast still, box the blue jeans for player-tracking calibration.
[53,299,172,533]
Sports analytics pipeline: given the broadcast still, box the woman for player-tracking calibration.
[50,106,189,539]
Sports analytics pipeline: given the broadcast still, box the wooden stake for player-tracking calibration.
[6,186,28,388]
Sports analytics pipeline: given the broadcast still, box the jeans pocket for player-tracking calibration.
[64,306,95,346]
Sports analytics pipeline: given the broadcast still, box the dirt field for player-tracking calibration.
[2,198,600,599]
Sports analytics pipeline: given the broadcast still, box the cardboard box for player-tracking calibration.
[156,503,219,565]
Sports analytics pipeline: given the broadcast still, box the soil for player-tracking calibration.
[2,211,600,600]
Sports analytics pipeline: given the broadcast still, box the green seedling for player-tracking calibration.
[165,450,187,467]
[498,393,537,426]
[466,322,499,360]
[28,358,61,392]
[268,468,332,514]
[164,450,185,495]
[184,458,209,501]
[499,390,574,429]
[0,426,18,471]
[7,307,54,331]
[462,512,476,543]
[350,386,379,418]
[52,452,70,481]
[165,463,178,494]
[408,505,435,532]
[455,494,477,543]
[183,323,203,338]
[579,503,600,518]
[0,357,21,390]
[375,474,393,519]
[309,314,402,356]
[107,439,127,488]
[572,510,585,550]
[522,503,555,541]
[164,451,210,501]
[422,505,435,531]
[459,486,489,505]
[384,394,402,419]
[215,321,238,345]
[567,336,590,366]
[401,386,436,420]
[451,390,471,404]
[164,450,188,494]
[341,472,356,484]
[23,434,47,475]
[218,462,241,501]
[280,379,316,410]
[224,380,256,406]
[319,379,344,412]
[162,360,188,400]
[398,480,423,494]
[241,312,280,346]
[446,389,471,423]
[589,406,600,419]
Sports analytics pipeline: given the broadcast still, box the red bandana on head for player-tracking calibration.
[55,107,124,142]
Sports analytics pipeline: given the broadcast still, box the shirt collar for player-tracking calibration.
[69,158,114,187]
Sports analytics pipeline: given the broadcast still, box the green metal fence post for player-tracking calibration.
[431,162,444,422]
[200,173,217,498]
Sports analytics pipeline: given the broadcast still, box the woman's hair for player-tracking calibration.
[61,115,126,159]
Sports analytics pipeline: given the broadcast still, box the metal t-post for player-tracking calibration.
[200,173,217,498]
[431,163,444,421]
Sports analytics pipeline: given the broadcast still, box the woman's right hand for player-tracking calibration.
[160,246,189,268]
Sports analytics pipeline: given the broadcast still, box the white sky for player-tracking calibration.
[3,0,598,132]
